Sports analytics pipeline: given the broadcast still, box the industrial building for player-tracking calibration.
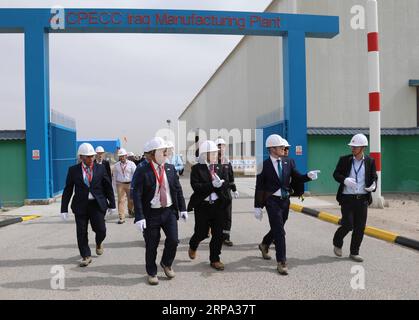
[178,0,419,194]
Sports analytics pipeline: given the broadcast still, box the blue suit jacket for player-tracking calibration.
[254,157,310,208]
[61,162,116,214]
[132,162,187,222]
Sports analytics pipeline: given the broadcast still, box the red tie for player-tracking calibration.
[159,165,167,207]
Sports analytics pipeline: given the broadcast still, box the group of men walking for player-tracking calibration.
[60,132,377,284]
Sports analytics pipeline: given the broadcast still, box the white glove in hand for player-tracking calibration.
[344,178,357,189]
[60,212,69,221]
[233,191,239,199]
[212,179,224,188]
[107,208,116,215]
[365,181,376,192]
[180,211,188,222]
[254,208,263,221]
[308,170,321,181]
[213,173,221,182]
[135,219,146,232]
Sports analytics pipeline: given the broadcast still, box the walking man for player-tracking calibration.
[61,143,116,267]
[332,133,378,262]
[132,137,188,285]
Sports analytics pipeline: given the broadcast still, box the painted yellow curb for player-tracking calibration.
[21,215,41,222]
[365,226,398,243]
[290,203,303,213]
[318,212,341,225]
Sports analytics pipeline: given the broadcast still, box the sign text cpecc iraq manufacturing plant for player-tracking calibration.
[178,0,419,195]
[0,4,339,203]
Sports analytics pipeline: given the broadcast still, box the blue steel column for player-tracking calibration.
[282,30,308,173]
[24,28,52,200]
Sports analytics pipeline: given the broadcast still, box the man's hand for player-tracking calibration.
[233,191,240,199]
[107,208,116,216]
[180,211,188,222]
[135,219,146,232]
[344,177,357,189]
[365,181,377,192]
[254,208,263,221]
[308,170,321,181]
[60,212,69,221]
[212,179,224,188]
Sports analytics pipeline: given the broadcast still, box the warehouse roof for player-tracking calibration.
[308,127,419,136]
[0,130,26,141]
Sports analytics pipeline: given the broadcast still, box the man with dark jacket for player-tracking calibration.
[332,134,378,262]
[94,146,112,180]
[254,134,319,275]
[132,137,187,285]
[187,140,230,271]
[61,143,116,267]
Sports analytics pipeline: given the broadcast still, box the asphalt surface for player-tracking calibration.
[0,178,418,300]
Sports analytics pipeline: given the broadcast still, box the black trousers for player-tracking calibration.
[262,198,290,249]
[143,207,179,276]
[189,200,224,263]
[260,196,290,263]
[333,195,368,255]
[222,199,232,241]
[74,200,106,258]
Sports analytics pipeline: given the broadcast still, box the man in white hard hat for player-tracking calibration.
[61,143,116,267]
[214,138,239,247]
[187,140,230,271]
[130,141,152,201]
[132,137,188,285]
[113,148,137,223]
[94,146,112,179]
[332,133,378,262]
[254,134,320,275]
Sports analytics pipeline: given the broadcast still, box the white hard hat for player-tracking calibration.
[282,139,291,147]
[165,140,175,149]
[214,138,226,146]
[199,140,219,154]
[127,152,135,157]
[95,146,105,153]
[148,137,167,151]
[143,141,151,153]
[265,134,285,148]
[348,134,368,147]
[78,143,96,156]
[118,148,128,157]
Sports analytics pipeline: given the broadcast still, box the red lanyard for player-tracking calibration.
[151,163,165,189]
[82,163,93,183]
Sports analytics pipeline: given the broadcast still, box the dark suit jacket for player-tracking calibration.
[187,163,230,212]
[333,154,378,206]
[132,162,186,222]
[94,159,112,182]
[61,163,116,214]
[218,160,237,201]
[254,157,311,209]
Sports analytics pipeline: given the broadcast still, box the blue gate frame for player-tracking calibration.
[0,8,339,200]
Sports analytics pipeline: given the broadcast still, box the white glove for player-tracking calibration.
[254,208,263,221]
[213,173,221,182]
[212,179,224,188]
[60,212,69,221]
[135,219,146,232]
[233,191,239,199]
[308,170,321,181]
[365,181,376,192]
[180,211,188,222]
[344,177,357,189]
[107,208,116,215]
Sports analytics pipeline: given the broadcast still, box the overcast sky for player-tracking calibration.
[0,0,272,154]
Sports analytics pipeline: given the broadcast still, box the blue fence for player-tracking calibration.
[49,111,77,196]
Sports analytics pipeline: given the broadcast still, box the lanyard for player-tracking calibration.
[151,163,165,190]
[209,164,215,180]
[82,163,93,183]
[352,159,364,183]
[120,162,127,177]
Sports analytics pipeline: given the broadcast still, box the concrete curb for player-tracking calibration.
[290,203,419,252]
[0,215,41,228]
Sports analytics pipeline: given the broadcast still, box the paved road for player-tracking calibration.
[0,178,418,299]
